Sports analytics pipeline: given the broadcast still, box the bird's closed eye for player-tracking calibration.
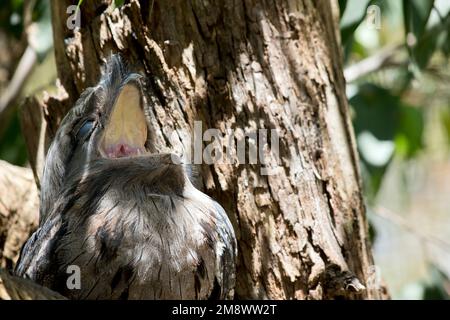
[76,120,95,141]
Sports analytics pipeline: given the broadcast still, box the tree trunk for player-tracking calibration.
[0,161,39,270]
[20,0,386,299]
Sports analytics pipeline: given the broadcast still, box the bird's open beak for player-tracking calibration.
[100,84,147,158]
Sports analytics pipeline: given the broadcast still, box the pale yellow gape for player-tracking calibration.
[101,84,147,158]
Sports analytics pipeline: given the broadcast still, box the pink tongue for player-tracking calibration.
[106,144,140,158]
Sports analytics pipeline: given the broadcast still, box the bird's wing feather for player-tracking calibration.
[182,183,237,300]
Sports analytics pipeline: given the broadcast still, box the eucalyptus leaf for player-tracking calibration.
[403,0,434,39]
[340,0,372,46]
[403,0,435,70]
[395,105,424,157]
[0,111,27,166]
[350,84,400,141]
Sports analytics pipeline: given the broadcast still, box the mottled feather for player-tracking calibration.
[15,55,237,300]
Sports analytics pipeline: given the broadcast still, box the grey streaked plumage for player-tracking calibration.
[15,55,237,299]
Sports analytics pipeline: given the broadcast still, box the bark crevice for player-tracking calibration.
[14,0,386,299]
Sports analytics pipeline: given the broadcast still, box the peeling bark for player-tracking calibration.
[0,268,65,300]
[0,161,39,269]
[19,0,386,299]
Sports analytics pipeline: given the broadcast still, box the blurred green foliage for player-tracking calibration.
[0,112,27,165]
[0,0,25,39]
[341,0,449,198]
[341,0,450,299]
[0,0,52,166]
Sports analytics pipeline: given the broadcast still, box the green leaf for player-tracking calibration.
[395,105,424,157]
[443,29,450,56]
[435,14,450,57]
[114,0,125,8]
[350,84,400,196]
[350,84,400,140]
[403,0,434,39]
[411,32,439,70]
[410,15,450,69]
[340,0,372,46]
[441,106,450,146]
[403,0,436,70]
[339,0,348,18]
[350,84,425,197]
[0,111,28,166]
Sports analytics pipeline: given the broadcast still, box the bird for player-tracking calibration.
[15,55,237,300]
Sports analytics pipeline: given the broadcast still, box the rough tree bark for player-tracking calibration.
[19,0,387,299]
[0,161,38,269]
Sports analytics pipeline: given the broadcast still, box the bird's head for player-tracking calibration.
[40,55,156,220]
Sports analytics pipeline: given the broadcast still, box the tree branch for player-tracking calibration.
[344,44,403,82]
[0,45,37,128]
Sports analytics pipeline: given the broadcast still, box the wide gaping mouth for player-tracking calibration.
[99,84,148,158]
